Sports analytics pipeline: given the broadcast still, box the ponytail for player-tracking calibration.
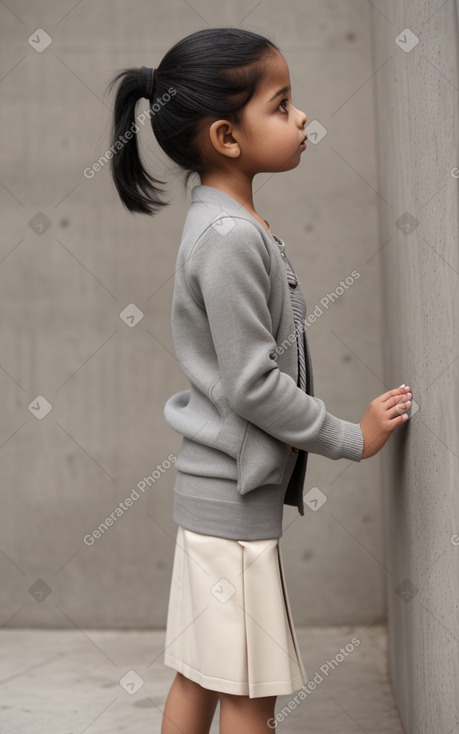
[106,29,280,216]
[106,67,168,215]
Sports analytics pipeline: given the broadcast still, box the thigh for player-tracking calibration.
[219,692,277,734]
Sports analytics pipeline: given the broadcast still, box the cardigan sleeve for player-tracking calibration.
[185,216,364,462]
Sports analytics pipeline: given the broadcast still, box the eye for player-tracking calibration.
[279,98,289,113]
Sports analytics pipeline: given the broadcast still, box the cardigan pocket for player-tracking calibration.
[236,419,294,495]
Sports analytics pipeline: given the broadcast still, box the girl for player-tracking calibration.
[107,27,412,734]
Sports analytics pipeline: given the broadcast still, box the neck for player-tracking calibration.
[199,171,270,233]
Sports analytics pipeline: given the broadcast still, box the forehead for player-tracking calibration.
[258,51,291,100]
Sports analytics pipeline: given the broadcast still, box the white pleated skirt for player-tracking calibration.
[164,525,308,698]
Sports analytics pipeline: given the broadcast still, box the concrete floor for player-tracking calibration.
[0,625,404,733]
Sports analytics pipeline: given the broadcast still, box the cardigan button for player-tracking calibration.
[289,280,298,289]
[292,446,299,453]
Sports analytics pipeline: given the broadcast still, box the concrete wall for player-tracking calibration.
[370,1,459,732]
[1,1,386,628]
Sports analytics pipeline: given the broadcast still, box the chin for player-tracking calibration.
[280,159,301,173]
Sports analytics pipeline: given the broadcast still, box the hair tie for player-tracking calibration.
[140,66,156,99]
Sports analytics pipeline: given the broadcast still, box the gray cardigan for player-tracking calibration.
[163,184,364,538]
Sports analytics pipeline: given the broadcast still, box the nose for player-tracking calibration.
[293,104,306,126]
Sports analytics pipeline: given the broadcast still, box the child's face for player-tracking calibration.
[236,50,308,175]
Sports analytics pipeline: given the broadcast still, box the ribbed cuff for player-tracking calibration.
[306,412,364,461]
[336,419,365,461]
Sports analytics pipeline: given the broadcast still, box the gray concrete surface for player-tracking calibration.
[370,2,459,733]
[0,625,404,733]
[0,1,387,628]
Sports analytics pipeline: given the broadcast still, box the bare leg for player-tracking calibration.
[219,692,277,734]
[161,672,219,734]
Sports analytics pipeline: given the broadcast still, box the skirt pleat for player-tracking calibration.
[164,526,307,698]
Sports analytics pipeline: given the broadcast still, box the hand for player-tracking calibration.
[360,385,412,459]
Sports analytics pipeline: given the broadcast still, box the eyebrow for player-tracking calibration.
[268,85,291,102]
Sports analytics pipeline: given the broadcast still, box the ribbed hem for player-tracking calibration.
[174,471,285,540]
[173,489,283,540]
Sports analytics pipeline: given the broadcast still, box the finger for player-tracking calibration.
[394,393,412,406]
[382,385,411,402]
[382,395,407,412]
[383,391,412,408]
[389,399,411,417]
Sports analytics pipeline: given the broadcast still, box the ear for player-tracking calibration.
[208,119,241,159]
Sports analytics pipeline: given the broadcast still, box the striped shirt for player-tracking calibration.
[271,233,311,396]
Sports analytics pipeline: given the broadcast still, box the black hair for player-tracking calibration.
[106,27,280,215]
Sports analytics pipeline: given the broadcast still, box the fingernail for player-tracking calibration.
[400,384,405,387]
